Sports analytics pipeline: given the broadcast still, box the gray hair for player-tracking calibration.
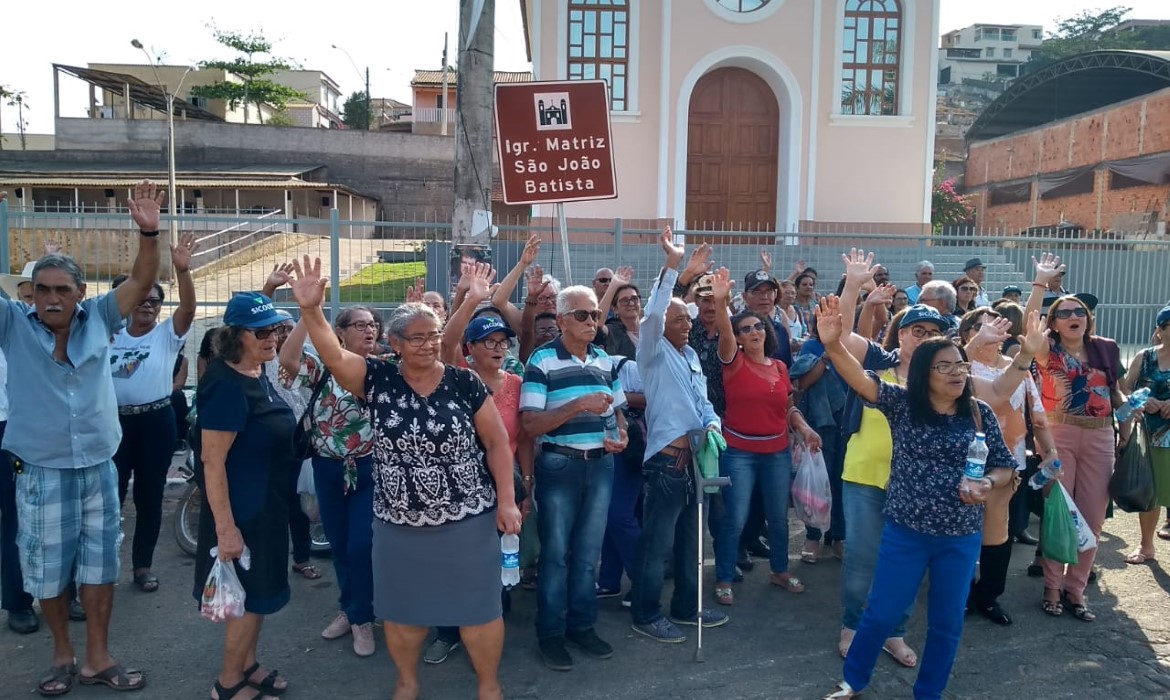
[386,302,440,338]
[915,260,934,273]
[32,254,85,288]
[556,286,597,316]
[919,280,956,312]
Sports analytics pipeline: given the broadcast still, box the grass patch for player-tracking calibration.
[333,262,426,303]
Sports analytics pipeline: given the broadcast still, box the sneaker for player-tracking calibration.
[423,637,461,664]
[565,628,613,658]
[68,599,86,622]
[670,608,730,628]
[631,617,686,643]
[352,622,376,656]
[539,637,573,672]
[596,585,622,599]
[621,591,633,608]
[321,612,351,640]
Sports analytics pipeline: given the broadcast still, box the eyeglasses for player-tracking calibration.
[476,337,514,350]
[906,326,944,339]
[400,331,443,347]
[668,314,693,326]
[617,296,641,306]
[1053,307,1088,320]
[959,286,978,293]
[139,297,162,307]
[343,321,378,332]
[931,361,972,376]
[535,326,559,338]
[562,309,601,323]
[736,321,766,335]
[594,277,611,285]
[248,324,284,341]
[536,294,557,304]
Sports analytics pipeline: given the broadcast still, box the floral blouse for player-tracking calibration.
[365,361,497,526]
[1039,337,1113,418]
[869,377,1015,537]
[1136,348,1170,447]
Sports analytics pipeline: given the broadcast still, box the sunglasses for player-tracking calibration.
[959,286,978,293]
[248,324,285,340]
[736,321,766,335]
[617,296,641,306]
[594,277,612,285]
[562,309,601,323]
[138,297,163,307]
[1053,307,1088,320]
[931,361,972,376]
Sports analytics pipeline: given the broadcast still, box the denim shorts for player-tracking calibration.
[15,461,122,599]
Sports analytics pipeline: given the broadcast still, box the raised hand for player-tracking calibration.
[1019,309,1047,356]
[814,295,845,346]
[266,262,294,291]
[127,179,166,233]
[612,265,634,288]
[171,232,198,273]
[44,240,62,256]
[759,249,773,273]
[683,241,714,278]
[1031,253,1065,287]
[841,248,876,285]
[971,314,1011,348]
[865,283,896,306]
[710,267,734,301]
[660,226,685,268]
[290,256,327,309]
[466,262,497,302]
[525,263,548,301]
[456,260,475,292]
[793,259,807,275]
[405,277,426,304]
[520,233,541,267]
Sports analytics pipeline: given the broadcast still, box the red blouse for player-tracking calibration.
[721,350,791,453]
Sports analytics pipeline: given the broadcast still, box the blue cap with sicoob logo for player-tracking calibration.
[899,304,948,331]
[223,292,284,328]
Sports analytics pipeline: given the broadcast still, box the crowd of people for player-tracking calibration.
[1,190,1168,699]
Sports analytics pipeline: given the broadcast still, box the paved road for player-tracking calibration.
[3,487,1169,699]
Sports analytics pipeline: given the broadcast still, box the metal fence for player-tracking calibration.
[2,201,1167,377]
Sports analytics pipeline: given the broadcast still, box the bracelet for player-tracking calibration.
[1031,283,1046,288]
[522,475,534,482]
[1013,363,1031,372]
[139,230,160,237]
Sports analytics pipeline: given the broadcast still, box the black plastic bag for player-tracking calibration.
[1110,421,1157,513]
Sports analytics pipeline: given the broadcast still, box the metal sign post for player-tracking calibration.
[556,202,573,285]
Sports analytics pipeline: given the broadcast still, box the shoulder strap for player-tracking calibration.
[970,398,983,433]
[301,366,333,420]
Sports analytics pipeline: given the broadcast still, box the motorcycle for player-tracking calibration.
[173,452,330,556]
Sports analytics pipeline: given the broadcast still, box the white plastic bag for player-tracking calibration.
[296,459,320,521]
[792,448,832,532]
[1059,483,1098,552]
[200,546,251,623]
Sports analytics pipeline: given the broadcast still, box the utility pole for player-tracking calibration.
[440,33,450,137]
[365,66,371,130]
[452,0,494,246]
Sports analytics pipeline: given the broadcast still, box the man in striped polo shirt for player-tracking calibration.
[521,285,628,672]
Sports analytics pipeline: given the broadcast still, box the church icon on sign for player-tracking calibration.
[534,92,573,131]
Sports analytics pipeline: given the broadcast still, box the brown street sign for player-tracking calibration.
[494,79,618,205]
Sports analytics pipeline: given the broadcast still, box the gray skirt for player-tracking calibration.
[372,511,502,627]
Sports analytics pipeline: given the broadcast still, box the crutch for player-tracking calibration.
[687,429,730,663]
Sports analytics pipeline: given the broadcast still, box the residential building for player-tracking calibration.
[409,68,533,135]
[519,0,943,233]
[938,23,1043,87]
[271,69,344,129]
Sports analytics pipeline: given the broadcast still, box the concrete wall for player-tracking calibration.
[966,87,1170,232]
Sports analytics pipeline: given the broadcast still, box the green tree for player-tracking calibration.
[342,91,371,129]
[1027,6,1133,72]
[0,85,29,150]
[190,26,306,124]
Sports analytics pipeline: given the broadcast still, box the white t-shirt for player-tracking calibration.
[110,318,189,406]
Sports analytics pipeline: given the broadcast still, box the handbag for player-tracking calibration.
[292,368,333,461]
[1110,420,1157,513]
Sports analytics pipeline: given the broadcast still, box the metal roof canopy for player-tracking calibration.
[966,51,1170,142]
[55,63,224,122]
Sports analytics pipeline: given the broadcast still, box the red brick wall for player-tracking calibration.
[966,87,1170,232]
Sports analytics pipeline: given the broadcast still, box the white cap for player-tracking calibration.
[0,261,37,301]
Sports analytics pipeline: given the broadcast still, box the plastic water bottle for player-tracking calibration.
[1115,387,1152,423]
[960,433,989,496]
[500,533,520,588]
[603,411,622,443]
[1029,459,1062,491]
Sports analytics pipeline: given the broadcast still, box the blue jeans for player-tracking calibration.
[805,426,847,543]
[598,451,642,591]
[0,421,33,612]
[843,520,981,700]
[629,450,699,624]
[535,450,613,640]
[715,446,792,583]
[841,482,911,635]
[312,455,375,625]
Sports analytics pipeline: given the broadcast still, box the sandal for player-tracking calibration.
[822,681,861,699]
[78,663,145,692]
[1158,522,1170,541]
[291,563,322,580]
[769,573,805,593]
[212,678,278,700]
[38,662,77,697]
[714,584,734,606]
[243,663,287,696]
[1060,591,1096,622]
[801,547,819,564]
[132,573,159,593]
[882,637,918,668]
[838,627,855,659]
[1041,589,1063,617]
[1124,549,1157,565]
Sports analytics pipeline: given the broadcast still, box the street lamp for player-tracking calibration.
[131,39,194,245]
[332,44,371,130]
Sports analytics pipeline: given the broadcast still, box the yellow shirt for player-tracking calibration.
[842,368,903,489]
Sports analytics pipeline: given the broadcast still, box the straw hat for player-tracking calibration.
[0,261,36,301]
